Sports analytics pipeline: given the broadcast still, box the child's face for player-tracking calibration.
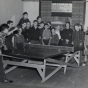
[22,23,27,29]
[3,28,9,34]
[27,22,31,28]
[56,26,60,31]
[18,28,22,34]
[45,25,49,29]
[66,23,70,29]
[23,14,28,19]
[38,18,42,23]
[8,23,13,29]
[33,22,38,27]
[52,29,55,35]
[79,25,81,30]
[40,23,44,28]
[75,25,79,31]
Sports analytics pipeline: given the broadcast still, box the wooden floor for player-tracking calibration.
[5,64,88,88]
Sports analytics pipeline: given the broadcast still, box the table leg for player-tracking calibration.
[36,59,46,81]
[65,51,80,66]
[41,65,66,83]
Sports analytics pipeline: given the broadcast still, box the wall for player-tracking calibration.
[0,0,23,25]
[40,0,85,29]
[84,1,88,32]
[41,1,51,22]
[72,1,84,27]
[23,0,39,23]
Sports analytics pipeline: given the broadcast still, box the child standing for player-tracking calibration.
[28,20,40,44]
[42,23,51,45]
[84,27,88,64]
[5,20,18,53]
[47,22,52,31]
[72,23,85,66]
[37,16,42,27]
[13,26,25,54]
[0,24,13,83]
[21,21,27,42]
[38,22,44,44]
[18,12,29,26]
[50,27,59,45]
[61,22,73,46]
[72,23,84,51]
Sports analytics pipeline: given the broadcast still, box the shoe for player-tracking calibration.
[82,62,87,66]
[2,79,13,83]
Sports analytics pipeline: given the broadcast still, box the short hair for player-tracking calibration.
[65,22,70,26]
[17,26,22,31]
[51,27,55,30]
[44,23,48,26]
[40,21,44,24]
[15,25,22,32]
[26,20,31,23]
[33,20,38,23]
[74,23,80,26]
[21,21,27,24]
[66,22,70,24]
[37,16,41,20]
[7,20,13,25]
[23,12,28,15]
[0,24,9,32]
[74,23,80,30]
[47,22,51,25]
[17,24,22,28]
[65,22,70,28]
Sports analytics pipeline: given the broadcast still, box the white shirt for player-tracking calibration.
[55,30,61,39]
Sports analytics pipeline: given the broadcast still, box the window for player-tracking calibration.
[51,3,72,17]
[51,3,72,13]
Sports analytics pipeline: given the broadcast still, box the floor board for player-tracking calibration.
[5,65,88,88]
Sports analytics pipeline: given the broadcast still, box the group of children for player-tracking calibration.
[1,12,61,53]
[0,11,88,83]
[0,12,87,65]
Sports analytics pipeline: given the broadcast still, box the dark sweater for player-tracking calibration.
[61,28,73,46]
[22,28,31,41]
[39,27,44,39]
[18,18,29,26]
[72,30,84,51]
[28,26,40,42]
[50,34,59,45]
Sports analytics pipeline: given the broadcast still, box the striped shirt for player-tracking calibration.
[42,29,51,39]
[0,32,7,47]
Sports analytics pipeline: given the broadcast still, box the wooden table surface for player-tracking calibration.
[3,44,74,60]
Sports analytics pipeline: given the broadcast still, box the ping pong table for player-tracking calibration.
[2,43,76,82]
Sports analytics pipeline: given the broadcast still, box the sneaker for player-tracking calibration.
[2,79,13,83]
[82,62,86,66]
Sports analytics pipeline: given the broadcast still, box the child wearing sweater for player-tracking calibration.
[12,26,25,54]
[50,27,59,45]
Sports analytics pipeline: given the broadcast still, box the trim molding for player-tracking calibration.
[52,12,72,17]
